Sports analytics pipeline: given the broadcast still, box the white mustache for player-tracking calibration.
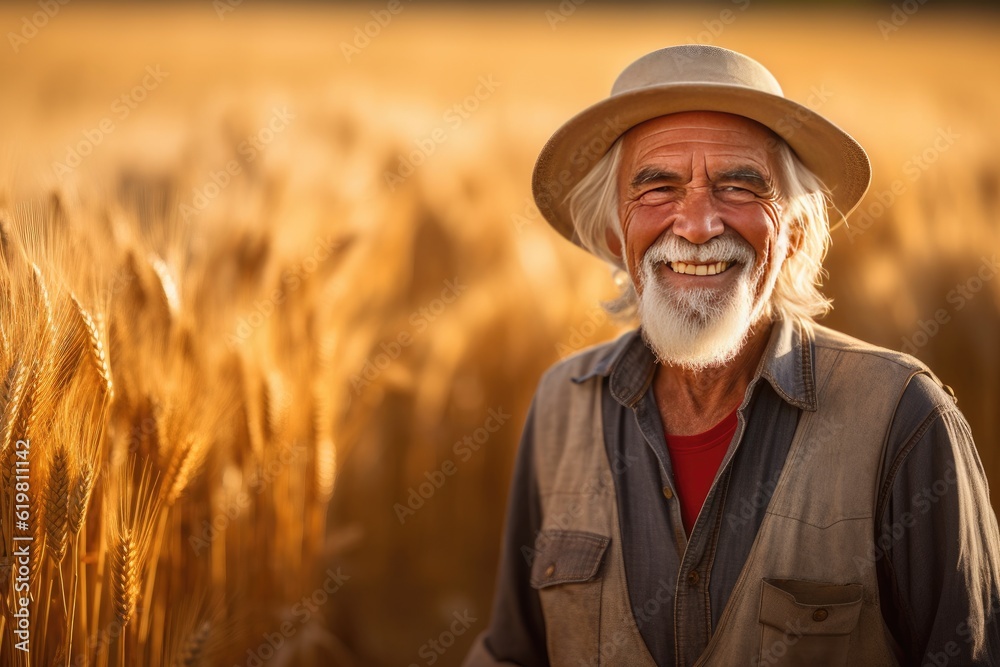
[642,232,755,268]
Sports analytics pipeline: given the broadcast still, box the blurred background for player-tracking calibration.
[0,1,998,665]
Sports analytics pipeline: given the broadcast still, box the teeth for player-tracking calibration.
[668,261,731,275]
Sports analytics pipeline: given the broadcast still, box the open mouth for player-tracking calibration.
[666,261,734,276]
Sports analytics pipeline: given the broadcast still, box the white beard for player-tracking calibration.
[635,231,772,371]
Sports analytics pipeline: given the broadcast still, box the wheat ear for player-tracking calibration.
[108,461,161,630]
[65,458,95,667]
[164,434,208,507]
[69,459,95,536]
[69,295,114,401]
[10,361,40,450]
[44,444,71,565]
[0,360,28,471]
[263,370,288,445]
[111,526,139,628]
[148,255,180,318]
[31,262,57,353]
[52,297,88,396]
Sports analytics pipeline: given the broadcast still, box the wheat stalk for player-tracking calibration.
[45,444,72,565]
[0,71,396,665]
[11,361,40,450]
[69,295,114,401]
[163,434,207,508]
[262,370,286,445]
[313,334,338,503]
[111,526,139,628]
[0,358,29,459]
[0,321,10,363]
[0,360,40,583]
[108,461,160,631]
[148,255,180,319]
[31,262,57,355]
[52,297,89,398]
[65,456,95,667]
[0,210,13,260]
[68,459,95,537]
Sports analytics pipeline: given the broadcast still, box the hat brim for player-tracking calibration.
[532,83,871,247]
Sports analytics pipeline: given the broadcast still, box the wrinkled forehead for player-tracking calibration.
[619,111,781,176]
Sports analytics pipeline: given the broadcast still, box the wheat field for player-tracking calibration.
[0,3,997,666]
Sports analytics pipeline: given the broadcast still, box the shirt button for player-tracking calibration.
[813,608,828,622]
[545,564,556,577]
[662,487,673,500]
[686,570,700,586]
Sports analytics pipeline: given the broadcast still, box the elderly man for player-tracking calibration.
[463,45,1000,666]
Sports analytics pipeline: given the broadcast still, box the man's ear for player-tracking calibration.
[785,219,804,257]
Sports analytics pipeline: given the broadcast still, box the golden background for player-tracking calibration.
[0,2,997,666]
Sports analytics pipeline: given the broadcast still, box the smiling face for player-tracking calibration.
[615,111,791,369]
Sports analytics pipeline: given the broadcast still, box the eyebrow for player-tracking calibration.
[716,167,770,190]
[629,167,685,190]
[629,165,773,192]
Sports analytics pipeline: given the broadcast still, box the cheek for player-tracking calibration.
[736,203,783,268]
[621,203,673,273]
[761,204,787,264]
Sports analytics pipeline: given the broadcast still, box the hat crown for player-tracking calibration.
[611,45,784,97]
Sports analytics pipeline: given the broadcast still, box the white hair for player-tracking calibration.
[566,134,834,325]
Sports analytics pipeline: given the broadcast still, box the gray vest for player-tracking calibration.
[467,323,941,666]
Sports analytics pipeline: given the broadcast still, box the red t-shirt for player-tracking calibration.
[664,406,739,535]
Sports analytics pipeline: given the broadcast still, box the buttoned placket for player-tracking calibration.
[630,373,763,666]
[584,319,815,665]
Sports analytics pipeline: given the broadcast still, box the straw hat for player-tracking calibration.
[532,44,871,246]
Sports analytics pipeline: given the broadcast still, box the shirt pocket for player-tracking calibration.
[757,578,864,667]
[530,530,610,661]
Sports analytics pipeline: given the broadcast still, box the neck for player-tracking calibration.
[653,318,774,435]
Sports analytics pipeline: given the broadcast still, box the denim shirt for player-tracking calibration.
[476,319,1000,665]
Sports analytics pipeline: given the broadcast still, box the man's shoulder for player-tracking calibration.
[810,321,930,372]
[808,321,957,412]
[536,328,639,395]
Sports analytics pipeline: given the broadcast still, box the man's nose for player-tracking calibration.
[669,187,724,245]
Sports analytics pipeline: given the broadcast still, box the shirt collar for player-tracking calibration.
[570,318,818,412]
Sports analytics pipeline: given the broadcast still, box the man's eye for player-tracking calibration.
[716,186,756,202]
[639,187,678,203]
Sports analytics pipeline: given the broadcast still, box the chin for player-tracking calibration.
[637,268,759,371]
[640,314,753,371]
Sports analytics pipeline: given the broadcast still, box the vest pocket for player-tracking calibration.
[530,530,609,661]
[757,578,864,666]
